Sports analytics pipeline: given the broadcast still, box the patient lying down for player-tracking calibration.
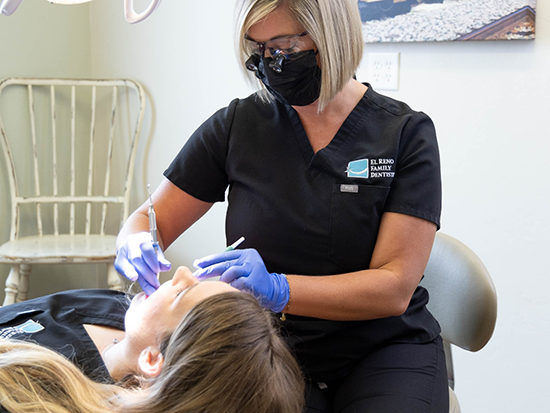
[0,267,304,413]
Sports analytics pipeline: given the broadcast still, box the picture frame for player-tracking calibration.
[359,0,536,42]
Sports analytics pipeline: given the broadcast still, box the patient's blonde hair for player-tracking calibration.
[235,0,364,112]
[0,292,304,413]
[0,339,122,413]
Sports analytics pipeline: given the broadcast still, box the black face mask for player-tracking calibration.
[248,50,322,107]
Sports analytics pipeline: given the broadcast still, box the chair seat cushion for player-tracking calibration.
[0,235,117,264]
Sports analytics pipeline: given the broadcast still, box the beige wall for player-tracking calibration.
[89,0,254,270]
[0,1,104,294]
[1,0,550,411]
[0,1,92,78]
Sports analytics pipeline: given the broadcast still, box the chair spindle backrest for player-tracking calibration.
[0,78,146,241]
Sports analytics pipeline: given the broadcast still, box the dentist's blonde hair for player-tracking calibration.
[235,0,364,112]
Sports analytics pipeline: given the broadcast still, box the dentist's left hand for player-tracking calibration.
[115,232,172,296]
[193,248,289,313]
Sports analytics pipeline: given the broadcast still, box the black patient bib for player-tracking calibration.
[0,289,129,383]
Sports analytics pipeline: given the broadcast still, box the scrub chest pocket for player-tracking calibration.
[329,184,390,271]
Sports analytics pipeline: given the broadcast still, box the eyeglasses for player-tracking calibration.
[245,32,309,73]
[245,31,309,58]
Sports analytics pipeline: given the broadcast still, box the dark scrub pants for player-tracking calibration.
[305,337,449,413]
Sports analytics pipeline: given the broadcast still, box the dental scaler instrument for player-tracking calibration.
[147,184,161,258]
[145,184,161,297]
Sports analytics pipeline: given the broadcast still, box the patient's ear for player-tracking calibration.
[138,346,164,377]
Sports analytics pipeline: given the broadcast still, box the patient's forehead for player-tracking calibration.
[188,280,237,299]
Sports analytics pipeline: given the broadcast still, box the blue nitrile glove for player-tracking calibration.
[193,248,289,313]
[115,232,171,296]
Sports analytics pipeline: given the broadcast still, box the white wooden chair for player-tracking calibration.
[0,78,146,306]
[420,232,498,413]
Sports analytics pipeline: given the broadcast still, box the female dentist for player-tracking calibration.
[116,0,448,411]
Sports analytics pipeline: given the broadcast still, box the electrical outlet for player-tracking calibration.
[367,53,400,91]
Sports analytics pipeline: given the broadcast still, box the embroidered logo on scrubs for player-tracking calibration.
[346,159,369,179]
[346,158,396,179]
[0,319,44,339]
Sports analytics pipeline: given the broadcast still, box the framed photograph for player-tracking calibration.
[359,0,536,42]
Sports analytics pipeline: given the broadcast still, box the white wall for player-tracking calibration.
[89,1,550,411]
[356,8,550,412]
[1,0,549,411]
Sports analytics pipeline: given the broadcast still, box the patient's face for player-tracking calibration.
[124,266,236,349]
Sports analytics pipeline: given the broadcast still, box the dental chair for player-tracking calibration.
[0,78,146,306]
[420,232,498,413]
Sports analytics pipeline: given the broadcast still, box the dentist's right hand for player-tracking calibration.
[193,248,289,313]
[114,232,172,296]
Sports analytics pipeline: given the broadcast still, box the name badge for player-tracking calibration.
[340,184,359,193]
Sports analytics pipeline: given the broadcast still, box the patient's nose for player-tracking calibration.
[172,266,198,288]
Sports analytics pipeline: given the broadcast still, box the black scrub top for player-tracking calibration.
[0,289,128,383]
[164,84,442,381]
